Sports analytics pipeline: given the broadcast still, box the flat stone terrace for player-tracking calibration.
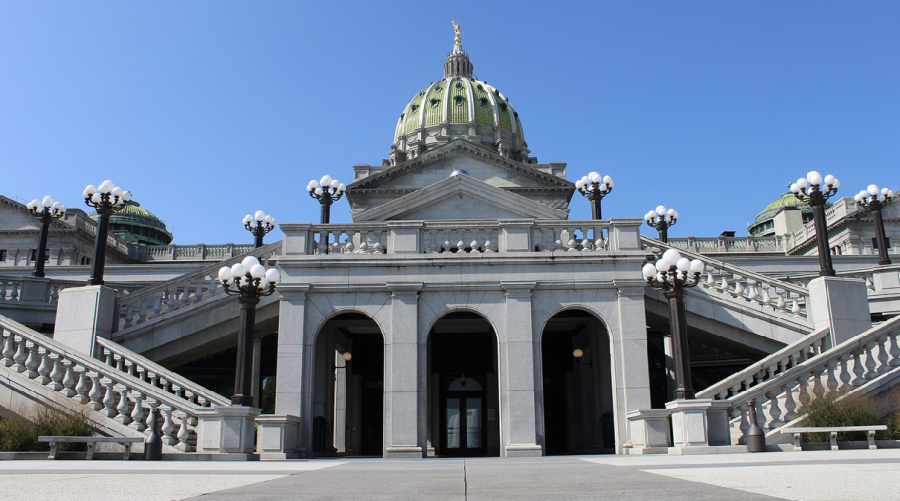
[1,450,898,500]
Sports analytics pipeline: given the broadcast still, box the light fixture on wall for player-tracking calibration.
[342,352,352,362]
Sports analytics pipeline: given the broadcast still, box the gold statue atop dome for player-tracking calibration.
[452,21,461,43]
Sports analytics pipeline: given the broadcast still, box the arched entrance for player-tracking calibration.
[427,311,500,457]
[541,309,614,455]
[312,312,384,457]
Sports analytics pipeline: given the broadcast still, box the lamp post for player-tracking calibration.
[642,249,705,400]
[575,172,614,220]
[243,210,277,248]
[217,256,280,406]
[83,180,131,286]
[645,205,678,243]
[26,197,66,278]
[307,175,346,224]
[791,171,840,277]
[855,185,895,266]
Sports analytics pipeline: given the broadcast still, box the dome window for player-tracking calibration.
[430,98,440,108]
[498,102,508,113]
[434,84,442,92]
[454,95,465,106]
[476,84,484,91]
[455,82,464,90]
[410,104,420,114]
[479,97,488,107]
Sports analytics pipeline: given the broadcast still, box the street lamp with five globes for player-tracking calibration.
[575,172,614,220]
[307,175,346,224]
[26,196,66,278]
[791,171,840,277]
[645,205,678,243]
[83,180,131,286]
[243,210,277,248]
[855,185,895,266]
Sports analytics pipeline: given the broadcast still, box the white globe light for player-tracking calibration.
[656,272,665,282]
[309,180,319,189]
[91,193,102,204]
[603,175,613,184]
[52,201,62,210]
[588,171,599,180]
[315,187,323,195]
[338,183,346,192]
[599,183,608,192]
[855,193,863,203]
[122,191,132,201]
[330,179,340,189]
[41,196,54,208]
[218,266,233,283]
[676,257,691,272]
[575,180,585,189]
[662,248,682,264]
[111,186,124,197]
[808,172,822,186]
[85,185,97,195]
[243,215,253,225]
[320,175,333,186]
[270,218,277,227]
[667,208,676,216]
[607,179,615,188]
[231,263,246,278]
[254,210,265,221]
[689,259,705,274]
[581,176,589,184]
[832,179,840,189]
[648,210,657,219]
[241,256,260,269]
[881,187,890,196]
[265,215,274,223]
[590,173,602,184]
[796,178,808,189]
[823,174,835,186]
[656,205,666,215]
[790,183,800,194]
[868,184,879,196]
[655,259,670,272]
[27,199,39,210]
[59,206,66,214]
[673,211,680,220]
[250,263,266,279]
[265,268,281,284]
[642,263,657,279]
[588,184,596,191]
[99,181,114,193]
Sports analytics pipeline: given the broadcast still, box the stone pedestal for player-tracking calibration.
[666,399,718,451]
[19,278,51,303]
[626,409,671,454]
[256,414,301,459]
[807,277,872,347]
[196,406,261,455]
[873,270,900,291]
[53,285,117,357]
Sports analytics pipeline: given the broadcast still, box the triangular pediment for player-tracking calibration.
[353,174,568,222]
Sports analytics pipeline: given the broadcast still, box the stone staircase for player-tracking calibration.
[0,313,230,452]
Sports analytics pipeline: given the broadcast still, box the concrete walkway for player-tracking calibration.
[0,450,897,500]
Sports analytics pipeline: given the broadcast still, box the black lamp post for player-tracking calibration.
[307,175,346,224]
[855,185,894,266]
[83,181,130,286]
[218,256,280,407]
[26,196,66,278]
[791,171,840,277]
[243,210,277,248]
[645,205,678,243]
[642,248,705,400]
[575,172,614,220]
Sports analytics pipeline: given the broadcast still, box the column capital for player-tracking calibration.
[277,284,309,301]
[387,282,423,298]
[500,281,536,298]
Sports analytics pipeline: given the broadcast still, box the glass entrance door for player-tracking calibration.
[441,375,486,456]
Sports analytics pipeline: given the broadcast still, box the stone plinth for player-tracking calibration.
[808,277,872,347]
[256,414,302,459]
[873,270,900,291]
[18,278,51,303]
[626,409,671,454]
[196,406,261,455]
[53,285,117,357]
[667,399,712,450]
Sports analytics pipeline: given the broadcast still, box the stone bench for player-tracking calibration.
[38,436,145,460]
[781,425,888,451]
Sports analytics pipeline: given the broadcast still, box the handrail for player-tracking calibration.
[114,240,280,307]
[696,327,830,399]
[641,235,808,296]
[96,337,229,407]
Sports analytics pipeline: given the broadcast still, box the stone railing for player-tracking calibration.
[785,197,857,255]
[137,243,258,262]
[281,219,643,257]
[718,315,900,439]
[95,337,229,407]
[0,314,202,451]
[0,277,143,306]
[666,236,786,254]
[114,241,280,332]
[642,236,810,321]
[69,213,131,255]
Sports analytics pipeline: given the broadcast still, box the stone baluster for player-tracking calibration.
[876,336,891,375]
[115,387,132,425]
[783,384,799,422]
[811,368,825,399]
[776,294,787,314]
[373,230,384,253]
[48,356,65,391]
[331,231,341,254]
[765,390,783,429]
[717,276,729,293]
[838,353,853,390]
[176,415,192,452]
[9,281,18,301]
[136,296,150,324]
[12,337,27,373]
[851,349,866,386]
[455,229,465,253]
[704,272,715,289]
[731,276,744,298]
[161,406,177,446]
[791,300,801,317]
[74,370,91,404]
[747,280,758,302]
[864,341,878,380]
[825,360,839,392]
[566,227,578,251]
[103,381,118,417]
[358,231,369,254]
[61,362,78,397]
[25,344,40,379]
[88,374,104,410]
[889,331,900,367]
[1,332,15,367]
[151,292,164,320]
[797,372,811,407]
[115,355,126,374]
[130,392,146,432]
[553,227,563,250]
[345,230,356,254]
[737,403,750,444]
[423,230,435,253]
[484,231,495,253]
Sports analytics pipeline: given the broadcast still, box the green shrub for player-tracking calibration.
[0,409,95,452]
[803,393,886,442]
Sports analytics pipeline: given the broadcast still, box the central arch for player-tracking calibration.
[426,311,501,457]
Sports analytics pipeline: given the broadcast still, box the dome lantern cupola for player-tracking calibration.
[444,21,474,79]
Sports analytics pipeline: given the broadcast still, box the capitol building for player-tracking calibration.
[1,29,899,459]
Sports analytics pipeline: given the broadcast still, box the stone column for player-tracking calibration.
[500,282,542,457]
[273,285,308,455]
[807,277,872,347]
[612,284,652,454]
[384,283,424,458]
[251,337,263,408]
[53,285,117,358]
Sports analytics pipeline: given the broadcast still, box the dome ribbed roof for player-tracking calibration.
[90,200,173,246]
[748,191,818,237]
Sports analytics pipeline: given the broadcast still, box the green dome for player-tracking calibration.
[90,200,173,246]
[388,34,529,164]
[748,191,816,237]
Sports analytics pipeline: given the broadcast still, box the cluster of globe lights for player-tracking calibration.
[574,172,614,194]
[82,180,132,207]
[26,196,66,216]
[855,184,894,207]
[217,255,281,291]
[789,171,840,199]
[641,248,705,286]
[306,175,346,197]
[242,210,277,231]
[645,205,679,226]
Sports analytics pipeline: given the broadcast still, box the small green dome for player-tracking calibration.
[748,191,816,237]
[90,200,173,246]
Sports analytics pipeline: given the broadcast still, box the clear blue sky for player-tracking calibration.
[2,2,898,244]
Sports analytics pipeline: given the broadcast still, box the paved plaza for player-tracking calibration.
[0,449,898,500]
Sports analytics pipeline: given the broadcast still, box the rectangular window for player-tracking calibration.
[0,250,6,261]
[872,238,892,250]
[30,249,50,262]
